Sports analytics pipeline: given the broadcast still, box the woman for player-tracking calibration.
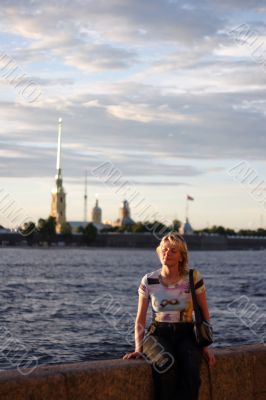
[123,231,215,400]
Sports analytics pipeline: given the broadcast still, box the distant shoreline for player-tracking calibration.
[1,232,266,251]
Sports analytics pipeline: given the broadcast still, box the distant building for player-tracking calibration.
[103,219,112,225]
[180,217,194,235]
[68,221,87,232]
[69,220,110,233]
[91,199,102,224]
[50,119,66,233]
[113,200,135,227]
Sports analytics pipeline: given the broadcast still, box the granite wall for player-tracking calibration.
[0,344,264,400]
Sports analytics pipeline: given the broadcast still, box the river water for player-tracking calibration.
[0,248,265,371]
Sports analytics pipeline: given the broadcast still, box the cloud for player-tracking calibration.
[0,75,75,87]
[1,1,266,180]
[1,0,222,43]
[206,0,264,9]
[0,0,223,72]
[66,177,193,187]
[1,1,266,229]
[0,78,266,183]
[55,43,137,72]
[107,102,199,123]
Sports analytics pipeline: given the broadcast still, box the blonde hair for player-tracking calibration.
[156,231,189,276]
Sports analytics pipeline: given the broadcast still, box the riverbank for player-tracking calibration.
[0,344,264,400]
[2,232,266,250]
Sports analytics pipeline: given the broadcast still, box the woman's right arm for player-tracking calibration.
[123,295,149,359]
[135,295,149,352]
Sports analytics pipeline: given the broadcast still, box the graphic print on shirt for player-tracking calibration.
[138,268,205,323]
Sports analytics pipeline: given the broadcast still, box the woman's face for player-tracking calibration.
[160,241,182,267]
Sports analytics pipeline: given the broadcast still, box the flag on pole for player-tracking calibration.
[187,195,194,201]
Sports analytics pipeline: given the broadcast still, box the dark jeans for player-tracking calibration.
[143,322,202,400]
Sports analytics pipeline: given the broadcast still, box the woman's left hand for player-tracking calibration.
[202,347,216,367]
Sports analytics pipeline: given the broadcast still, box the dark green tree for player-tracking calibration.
[132,222,148,233]
[171,219,182,232]
[61,222,72,235]
[101,226,119,233]
[18,221,36,237]
[76,225,85,234]
[256,228,266,237]
[60,222,72,245]
[83,223,98,245]
[37,216,56,243]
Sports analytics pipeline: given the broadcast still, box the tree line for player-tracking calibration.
[14,217,266,240]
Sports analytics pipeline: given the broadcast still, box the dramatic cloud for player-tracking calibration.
[0,0,266,227]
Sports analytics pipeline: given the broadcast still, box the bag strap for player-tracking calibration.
[189,269,203,324]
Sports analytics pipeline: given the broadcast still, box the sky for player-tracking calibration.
[1,0,266,230]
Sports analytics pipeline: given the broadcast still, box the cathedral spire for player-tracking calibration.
[55,118,63,190]
[84,169,88,223]
[56,117,62,171]
[50,118,67,233]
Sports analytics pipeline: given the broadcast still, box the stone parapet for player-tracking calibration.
[0,344,264,400]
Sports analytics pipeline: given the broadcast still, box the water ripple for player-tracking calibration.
[0,248,265,371]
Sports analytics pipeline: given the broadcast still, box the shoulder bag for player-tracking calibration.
[189,269,213,347]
